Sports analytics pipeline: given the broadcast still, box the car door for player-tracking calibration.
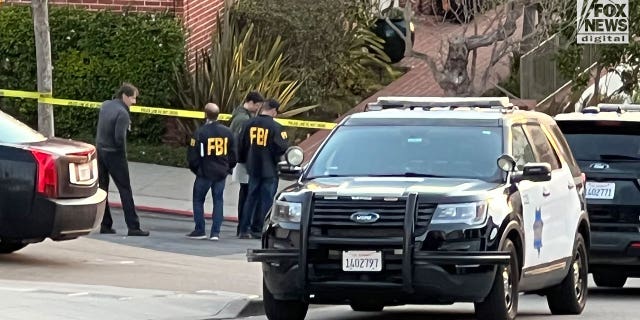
[523,124,577,266]
[511,124,551,269]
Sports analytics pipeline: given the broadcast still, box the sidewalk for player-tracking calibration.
[108,161,293,222]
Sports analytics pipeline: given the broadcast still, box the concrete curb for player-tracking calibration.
[109,202,239,223]
[216,297,265,319]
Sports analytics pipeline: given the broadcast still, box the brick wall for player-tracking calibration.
[182,0,224,69]
[7,0,225,69]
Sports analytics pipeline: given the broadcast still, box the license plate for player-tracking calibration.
[585,182,615,200]
[342,251,382,272]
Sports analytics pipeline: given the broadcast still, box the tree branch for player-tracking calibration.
[466,0,538,50]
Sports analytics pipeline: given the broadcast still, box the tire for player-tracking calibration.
[546,234,588,315]
[263,281,308,320]
[350,303,384,312]
[474,238,519,320]
[593,272,627,288]
[0,240,27,254]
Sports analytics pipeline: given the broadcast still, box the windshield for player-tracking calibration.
[0,110,47,144]
[305,125,503,180]
[558,121,640,161]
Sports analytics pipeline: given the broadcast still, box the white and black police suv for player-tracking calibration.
[555,103,640,288]
[248,97,590,320]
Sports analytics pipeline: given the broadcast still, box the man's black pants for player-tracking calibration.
[236,182,248,235]
[97,149,141,230]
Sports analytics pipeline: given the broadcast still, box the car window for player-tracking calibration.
[557,120,640,162]
[306,125,503,181]
[0,110,47,144]
[547,123,582,177]
[511,125,535,170]
[524,124,561,170]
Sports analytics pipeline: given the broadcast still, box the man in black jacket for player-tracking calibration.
[237,99,289,239]
[186,103,237,240]
[229,91,263,236]
[96,83,149,236]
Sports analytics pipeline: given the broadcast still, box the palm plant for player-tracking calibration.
[171,0,313,139]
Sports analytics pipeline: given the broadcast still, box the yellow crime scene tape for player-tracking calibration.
[0,89,337,130]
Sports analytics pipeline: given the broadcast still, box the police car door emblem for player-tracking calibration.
[350,212,380,224]
[589,163,609,170]
[533,207,544,256]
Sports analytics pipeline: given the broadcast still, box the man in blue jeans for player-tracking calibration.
[237,99,289,239]
[186,103,237,240]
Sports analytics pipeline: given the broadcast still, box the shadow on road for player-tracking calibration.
[87,210,261,259]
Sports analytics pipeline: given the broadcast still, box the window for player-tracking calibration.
[524,124,561,170]
[548,123,581,177]
[557,120,640,162]
[0,111,46,144]
[305,125,503,181]
[511,125,535,170]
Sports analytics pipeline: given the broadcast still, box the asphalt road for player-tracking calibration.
[240,280,640,320]
[2,209,640,320]
[0,210,263,295]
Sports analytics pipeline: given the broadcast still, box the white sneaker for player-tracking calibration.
[209,236,219,241]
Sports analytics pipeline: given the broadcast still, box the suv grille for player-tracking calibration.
[311,197,435,234]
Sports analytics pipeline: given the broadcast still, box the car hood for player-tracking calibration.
[281,176,502,201]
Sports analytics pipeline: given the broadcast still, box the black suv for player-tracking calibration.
[249,97,590,320]
[555,104,640,288]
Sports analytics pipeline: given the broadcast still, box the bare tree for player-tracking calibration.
[383,0,571,97]
[32,0,54,137]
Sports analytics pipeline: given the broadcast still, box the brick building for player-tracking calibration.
[8,0,225,68]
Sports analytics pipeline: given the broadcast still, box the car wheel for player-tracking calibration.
[546,234,588,315]
[474,238,519,320]
[593,271,627,288]
[263,280,308,320]
[350,302,384,312]
[0,240,27,254]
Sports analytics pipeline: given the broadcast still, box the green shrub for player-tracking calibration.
[0,6,185,143]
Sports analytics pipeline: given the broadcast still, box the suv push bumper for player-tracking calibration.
[590,231,640,266]
[248,249,510,303]
[248,193,510,304]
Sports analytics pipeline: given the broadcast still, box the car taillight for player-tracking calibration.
[31,149,58,198]
[631,242,640,249]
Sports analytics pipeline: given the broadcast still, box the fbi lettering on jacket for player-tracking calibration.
[207,137,228,156]
[250,127,269,147]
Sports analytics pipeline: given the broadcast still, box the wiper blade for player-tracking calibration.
[599,154,640,161]
[369,172,445,178]
[305,174,351,179]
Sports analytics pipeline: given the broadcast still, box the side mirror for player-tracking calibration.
[520,163,552,182]
[278,147,305,180]
[497,154,517,172]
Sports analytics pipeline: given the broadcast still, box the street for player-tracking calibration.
[240,283,640,320]
[0,209,638,319]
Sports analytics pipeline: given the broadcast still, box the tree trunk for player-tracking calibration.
[32,0,54,137]
[440,36,472,96]
[521,4,538,53]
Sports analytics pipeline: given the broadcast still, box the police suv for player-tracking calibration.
[248,97,590,320]
[555,104,640,288]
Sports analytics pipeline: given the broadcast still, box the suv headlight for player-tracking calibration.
[272,201,302,223]
[431,201,488,225]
